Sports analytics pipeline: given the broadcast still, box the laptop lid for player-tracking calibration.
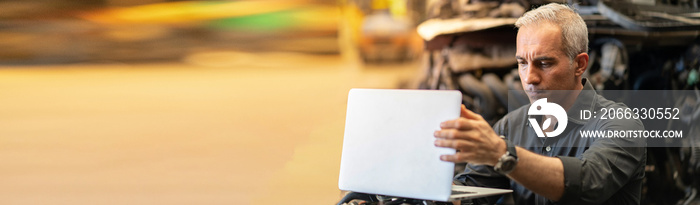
[338,88,462,201]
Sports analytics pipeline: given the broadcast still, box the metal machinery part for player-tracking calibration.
[418,24,519,127]
[582,1,700,204]
[583,38,630,90]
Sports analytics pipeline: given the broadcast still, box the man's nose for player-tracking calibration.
[521,67,541,85]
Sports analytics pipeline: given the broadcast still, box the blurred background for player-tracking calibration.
[2,0,700,204]
[0,0,423,204]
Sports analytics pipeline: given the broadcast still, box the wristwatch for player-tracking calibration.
[494,136,518,175]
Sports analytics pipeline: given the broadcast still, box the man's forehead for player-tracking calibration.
[516,23,561,41]
[516,56,556,61]
[516,23,564,58]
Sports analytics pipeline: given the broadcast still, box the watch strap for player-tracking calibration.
[504,138,517,159]
[494,136,518,175]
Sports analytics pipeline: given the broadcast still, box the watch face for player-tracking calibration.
[502,159,515,171]
[500,156,517,172]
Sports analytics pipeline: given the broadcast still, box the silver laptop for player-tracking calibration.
[338,88,512,202]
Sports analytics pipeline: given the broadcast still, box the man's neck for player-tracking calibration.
[556,79,585,112]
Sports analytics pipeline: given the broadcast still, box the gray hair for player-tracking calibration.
[515,3,588,60]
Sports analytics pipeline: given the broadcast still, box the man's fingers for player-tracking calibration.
[440,153,474,163]
[461,106,485,121]
[460,104,469,118]
[440,118,476,130]
[434,129,459,139]
[440,118,471,130]
[434,139,475,150]
[434,129,480,140]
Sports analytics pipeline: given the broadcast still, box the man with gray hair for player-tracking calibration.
[434,3,646,204]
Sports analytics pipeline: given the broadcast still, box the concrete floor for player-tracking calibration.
[0,52,421,204]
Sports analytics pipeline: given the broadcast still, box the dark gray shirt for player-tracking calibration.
[455,79,647,204]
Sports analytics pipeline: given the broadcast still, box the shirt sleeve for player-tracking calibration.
[556,118,647,204]
[454,164,511,204]
[453,118,512,204]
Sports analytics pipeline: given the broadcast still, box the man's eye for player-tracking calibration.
[518,62,528,69]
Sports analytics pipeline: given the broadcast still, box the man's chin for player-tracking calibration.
[526,91,549,102]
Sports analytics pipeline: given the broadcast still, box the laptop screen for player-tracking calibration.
[338,88,462,201]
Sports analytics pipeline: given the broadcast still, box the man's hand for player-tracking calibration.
[434,105,506,166]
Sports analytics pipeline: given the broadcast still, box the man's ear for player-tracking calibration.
[574,53,589,77]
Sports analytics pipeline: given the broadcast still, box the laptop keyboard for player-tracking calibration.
[452,190,475,195]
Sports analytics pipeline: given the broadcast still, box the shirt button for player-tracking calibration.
[545,146,552,152]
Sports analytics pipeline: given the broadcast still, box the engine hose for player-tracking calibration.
[482,73,509,108]
[458,73,499,123]
[682,187,697,205]
[504,69,530,110]
[462,94,476,113]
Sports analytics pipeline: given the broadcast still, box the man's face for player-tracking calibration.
[516,23,582,104]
